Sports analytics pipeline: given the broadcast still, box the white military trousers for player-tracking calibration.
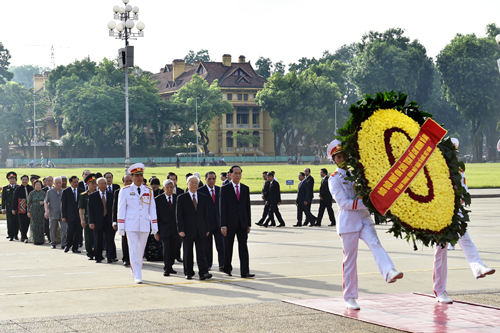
[433,231,484,296]
[340,223,395,301]
[127,231,149,281]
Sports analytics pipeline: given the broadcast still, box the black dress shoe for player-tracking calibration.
[200,273,212,280]
[269,223,276,227]
[96,259,103,263]
[277,224,285,227]
[73,250,82,253]
[255,222,263,226]
[113,258,119,262]
[315,223,322,227]
[64,247,70,253]
[225,272,232,277]
[9,238,13,241]
[185,275,193,280]
[163,271,170,277]
[293,223,302,227]
[309,223,316,227]
[6,236,9,239]
[177,258,183,263]
[51,245,56,249]
[168,268,177,274]
[328,223,336,227]
[219,266,225,272]
[107,259,113,263]
[241,273,255,278]
[123,261,130,267]
[14,236,19,240]
[262,223,268,228]
[88,256,94,260]
[303,221,309,226]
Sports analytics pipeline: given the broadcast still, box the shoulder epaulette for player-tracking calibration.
[122,185,132,188]
[331,171,338,177]
[81,191,88,195]
[144,185,151,189]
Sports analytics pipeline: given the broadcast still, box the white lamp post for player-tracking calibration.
[195,97,199,166]
[107,0,145,167]
[334,100,341,136]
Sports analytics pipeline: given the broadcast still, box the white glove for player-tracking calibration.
[151,228,158,235]
[118,229,125,236]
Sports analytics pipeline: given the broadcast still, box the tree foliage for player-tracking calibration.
[436,31,500,162]
[8,64,52,89]
[255,57,285,79]
[232,129,260,151]
[184,49,211,64]
[349,28,434,105]
[172,74,233,154]
[0,42,14,84]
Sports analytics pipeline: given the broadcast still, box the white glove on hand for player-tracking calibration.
[151,229,158,235]
[118,229,125,236]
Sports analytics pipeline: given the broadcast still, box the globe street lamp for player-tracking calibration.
[107,0,145,167]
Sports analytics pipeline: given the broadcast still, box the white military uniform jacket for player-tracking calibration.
[329,168,373,235]
[117,183,157,233]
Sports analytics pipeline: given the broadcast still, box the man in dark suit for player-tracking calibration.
[303,168,316,226]
[222,170,231,186]
[315,168,336,227]
[154,179,178,276]
[112,174,132,267]
[198,171,224,272]
[88,177,115,263]
[263,171,285,227]
[220,165,254,278]
[62,176,83,253]
[78,170,91,191]
[294,172,316,227]
[255,171,271,227]
[104,172,120,194]
[168,172,184,263]
[176,176,212,280]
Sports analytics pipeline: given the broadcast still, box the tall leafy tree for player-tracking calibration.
[437,31,500,162]
[255,57,286,79]
[0,42,14,84]
[349,28,434,105]
[184,49,211,64]
[232,129,260,154]
[8,65,52,89]
[172,74,233,154]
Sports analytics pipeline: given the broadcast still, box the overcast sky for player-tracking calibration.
[4,0,500,74]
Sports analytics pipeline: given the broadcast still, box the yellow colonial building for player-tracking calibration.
[151,54,274,156]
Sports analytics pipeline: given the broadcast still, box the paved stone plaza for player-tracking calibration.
[0,195,498,332]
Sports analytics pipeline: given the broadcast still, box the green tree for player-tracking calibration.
[349,28,434,105]
[184,49,211,64]
[436,32,500,162]
[0,42,14,84]
[8,65,52,89]
[172,74,233,154]
[255,57,286,79]
[0,82,49,158]
[232,129,260,154]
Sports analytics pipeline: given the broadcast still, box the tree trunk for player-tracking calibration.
[486,122,498,162]
[274,133,281,156]
[471,120,482,163]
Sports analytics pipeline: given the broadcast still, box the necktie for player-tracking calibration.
[168,196,172,210]
[235,185,240,201]
[137,187,141,195]
[108,185,112,192]
[102,192,107,216]
[74,188,77,202]
[192,194,197,211]
[211,189,215,203]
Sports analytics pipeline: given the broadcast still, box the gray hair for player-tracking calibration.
[96,177,107,185]
[163,179,175,187]
[186,175,199,184]
[193,172,201,179]
[61,175,68,180]
[53,177,62,183]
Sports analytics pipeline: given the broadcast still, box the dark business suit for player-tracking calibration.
[112,188,129,263]
[220,182,251,276]
[222,179,230,186]
[296,180,315,226]
[62,186,83,251]
[106,184,120,194]
[303,175,316,225]
[88,190,115,262]
[198,185,224,269]
[42,186,53,240]
[257,180,271,226]
[78,181,87,191]
[176,192,210,277]
[264,180,285,227]
[173,186,184,260]
[316,176,336,226]
[155,193,178,272]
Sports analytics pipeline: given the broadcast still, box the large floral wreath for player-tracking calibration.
[338,91,470,248]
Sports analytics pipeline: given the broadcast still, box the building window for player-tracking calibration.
[226,113,233,124]
[232,68,246,76]
[227,93,232,100]
[226,131,233,147]
[244,94,248,101]
[253,94,256,99]
[252,113,259,125]
[238,94,242,101]
[237,108,249,125]
[253,131,260,148]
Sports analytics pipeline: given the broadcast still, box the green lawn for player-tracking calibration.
[1,162,499,194]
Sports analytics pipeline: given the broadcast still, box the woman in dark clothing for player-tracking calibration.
[12,175,33,243]
[27,180,46,245]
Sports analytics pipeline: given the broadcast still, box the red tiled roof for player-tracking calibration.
[151,60,267,95]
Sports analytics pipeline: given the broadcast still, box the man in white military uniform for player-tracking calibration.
[433,138,495,304]
[117,163,158,284]
[327,139,403,310]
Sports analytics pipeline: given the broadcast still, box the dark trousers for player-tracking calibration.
[44,218,50,241]
[122,234,130,262]
[66,219,83,251]
[175,234,182,260]
[182,235,208,276]
[6,211,18,239]
[93,222,116,261]
[18,214,30,241]
[317,200,335,225]
[206,227,225,268]
[84,223,95,258]
[266,202,285,226]
[297,203,315,225]
[107,229,117,259]
[258,203,270,224]
[224,225,249,275]
[161,234,177,271]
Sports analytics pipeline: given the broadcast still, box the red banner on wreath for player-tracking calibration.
[369,118,447,215]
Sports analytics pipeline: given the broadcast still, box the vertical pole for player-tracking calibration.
[334,101,337,136]
[124,11,130,167]
[33,93,36,162]
[196,98,199,166]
